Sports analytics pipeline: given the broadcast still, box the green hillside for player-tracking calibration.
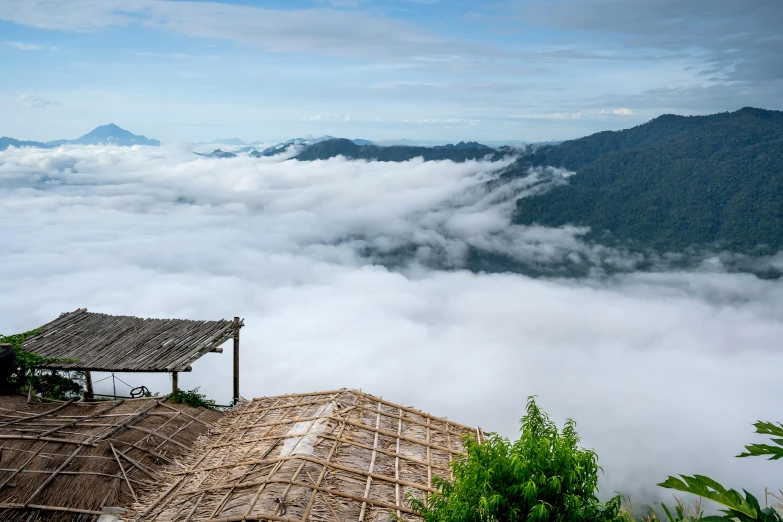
[295,138,498,162]
[512,107,783,253]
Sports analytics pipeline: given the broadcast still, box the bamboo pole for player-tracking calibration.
[0,399,75,428]
[359,402,382,522]
[233,316,240,405]
[204,414,462,456]
[23,445,84,506]
[237,396,470,436]
[395,407,402,519]
[111,443,138,502]
[198,478,416,519]
[0,435,96,446]
[172,371,178,394]
[84,371,94,400]
[300,417,349,521]
[183,454,439,497]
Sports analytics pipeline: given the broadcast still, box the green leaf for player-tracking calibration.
[737,422,783,460]
[658,475,756,517]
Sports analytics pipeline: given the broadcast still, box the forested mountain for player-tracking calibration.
[433,141,490,150]
[196,149,237,158]
[512,107,783,254]
[294,138,497,162]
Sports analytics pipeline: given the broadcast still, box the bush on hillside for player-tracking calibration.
[408,396,630,522]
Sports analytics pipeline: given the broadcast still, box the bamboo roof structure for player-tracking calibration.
[22,309,243,373]
[131,389,487,522]
[0,395,223,522]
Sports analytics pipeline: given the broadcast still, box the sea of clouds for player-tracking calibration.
[1,144,782,509]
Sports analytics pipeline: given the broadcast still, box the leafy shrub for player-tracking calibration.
[408,396,630,522]
[169,387,216,409]
[659,421,783,521]
[0,329,83,399]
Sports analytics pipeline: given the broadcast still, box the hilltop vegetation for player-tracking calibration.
[294,137,499,162]
[512,107,783,254]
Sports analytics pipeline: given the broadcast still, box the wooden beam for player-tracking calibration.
[84,371,94,400]
[233,316,240,405]
[172,371,179,394]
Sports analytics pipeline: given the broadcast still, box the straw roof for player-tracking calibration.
[0,395,223,521]
[22,309,242,372]
[132,389,486,522]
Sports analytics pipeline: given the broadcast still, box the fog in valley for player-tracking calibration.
[1,145,781,505]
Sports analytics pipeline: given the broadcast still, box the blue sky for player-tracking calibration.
[1,0,781,143]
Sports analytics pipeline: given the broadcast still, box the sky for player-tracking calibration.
[2,145,782,509]
[1,0,781,142]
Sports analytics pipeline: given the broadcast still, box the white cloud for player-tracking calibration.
[18,93,60,107]
[0,146,781,508]
[514,108,638,120]
[0,0,475,62]
[4,40,56,51]
[306,113,353,122]
[595,107,636,116]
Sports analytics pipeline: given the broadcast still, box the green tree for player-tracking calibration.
[409,397,630,522]
[0,329,83,400]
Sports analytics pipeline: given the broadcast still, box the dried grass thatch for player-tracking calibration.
[23,309,242,372]
[0,395,223,521]
[131,389,486,522]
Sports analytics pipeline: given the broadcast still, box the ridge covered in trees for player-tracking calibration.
[294,137,499,162]
[511,107,783,254]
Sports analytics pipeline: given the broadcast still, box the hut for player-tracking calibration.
[131,389,486,522]
[21,309,244,402]
[0,395,223,521]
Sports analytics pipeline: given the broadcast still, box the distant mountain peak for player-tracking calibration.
[46,124,160,147]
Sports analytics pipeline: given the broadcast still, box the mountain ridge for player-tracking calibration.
[0,124,160,150]
[293,138,499,162]
[511,106,783,255]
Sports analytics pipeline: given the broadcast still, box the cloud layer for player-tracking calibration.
[1,146,782,508]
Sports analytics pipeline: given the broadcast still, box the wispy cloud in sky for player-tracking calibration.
[5,40,56,51]
[0,0,779,141]
[18,93,60,107]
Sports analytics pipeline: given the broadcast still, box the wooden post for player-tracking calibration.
[84,371,94,400]
[233,316,240,405]
[172,372,178,395]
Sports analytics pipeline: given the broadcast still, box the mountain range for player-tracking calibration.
[0,124,160,150]
[292,138,497,162]
[196,137,497,160]
[4,109,782,274]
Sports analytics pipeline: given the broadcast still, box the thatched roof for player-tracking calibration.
[132,389,486,522]
[22,309,242,372]
[0,395,223,521]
